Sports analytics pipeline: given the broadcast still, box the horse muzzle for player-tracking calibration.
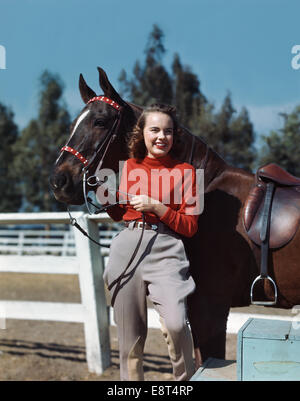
[49,169,84,205]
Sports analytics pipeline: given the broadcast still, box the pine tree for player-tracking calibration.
[258,105,300,176]
[227,107,256,171]
[212,93,236,157]
[13,71,71,211]
[197,93,255,171]
[0,103,21,211]
[119,24,173,106]
[171,53,206,130]
[171,54,223,161]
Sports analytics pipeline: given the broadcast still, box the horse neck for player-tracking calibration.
[113,102,143,167]
[126,101,143,121]
[179,127,228,191]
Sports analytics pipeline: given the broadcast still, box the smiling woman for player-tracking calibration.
[101,103,200,381]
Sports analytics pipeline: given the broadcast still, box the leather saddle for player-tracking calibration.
[244,163,300,249]
[243,163,300,305]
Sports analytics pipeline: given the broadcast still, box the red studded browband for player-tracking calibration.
[87,96,121,110]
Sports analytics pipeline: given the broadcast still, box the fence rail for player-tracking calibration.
[0,213,119,257]
[0,212,118,375]
[0,228,117,256]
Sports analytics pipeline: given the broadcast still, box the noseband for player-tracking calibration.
[60,146,89,165]
[60,96,123,214]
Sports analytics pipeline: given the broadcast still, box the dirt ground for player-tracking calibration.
[0,272,292,381]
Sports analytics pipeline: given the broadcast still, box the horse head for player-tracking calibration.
[50,67,139,205]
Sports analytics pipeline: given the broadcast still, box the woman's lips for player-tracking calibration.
[154,142,167,149]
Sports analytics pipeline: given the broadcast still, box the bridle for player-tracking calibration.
[60,96,124,215]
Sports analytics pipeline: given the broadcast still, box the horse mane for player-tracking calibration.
[180,125,226,164]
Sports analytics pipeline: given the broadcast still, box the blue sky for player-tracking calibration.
[0,0,300,142]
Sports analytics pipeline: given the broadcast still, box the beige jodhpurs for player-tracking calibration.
[104,221,196,381]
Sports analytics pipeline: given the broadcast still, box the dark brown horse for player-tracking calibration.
[50,67,300,368]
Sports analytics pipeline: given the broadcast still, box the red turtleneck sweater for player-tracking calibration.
[102,155,200,238]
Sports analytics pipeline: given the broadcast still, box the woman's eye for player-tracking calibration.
[94,119,106,127]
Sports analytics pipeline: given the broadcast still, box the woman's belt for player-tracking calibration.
[124,220,158,231]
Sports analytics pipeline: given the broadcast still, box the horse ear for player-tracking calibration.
[79,74,97,104]
[97,67,125,105]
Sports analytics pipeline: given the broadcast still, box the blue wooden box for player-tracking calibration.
[190,358,237,381]
[237,318,300,381]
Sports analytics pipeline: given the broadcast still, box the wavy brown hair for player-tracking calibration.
[127,103,183,160]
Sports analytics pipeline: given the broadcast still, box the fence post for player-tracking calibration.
[18,232,24,255]
[73,212,110,374]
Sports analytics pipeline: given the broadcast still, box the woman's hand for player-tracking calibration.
[129,195,168,217]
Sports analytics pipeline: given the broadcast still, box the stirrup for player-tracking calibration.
[250,274,278,306]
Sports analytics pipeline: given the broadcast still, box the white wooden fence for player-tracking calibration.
[0,212,118,375]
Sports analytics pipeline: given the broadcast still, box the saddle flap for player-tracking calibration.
[244,186,300,249]
[243,184,265,232]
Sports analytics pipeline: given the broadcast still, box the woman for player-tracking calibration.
[98,103,200,381]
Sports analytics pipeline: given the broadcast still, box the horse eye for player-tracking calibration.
[94,119,106,127]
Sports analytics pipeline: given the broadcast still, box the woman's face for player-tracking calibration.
[143,112,174,159]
